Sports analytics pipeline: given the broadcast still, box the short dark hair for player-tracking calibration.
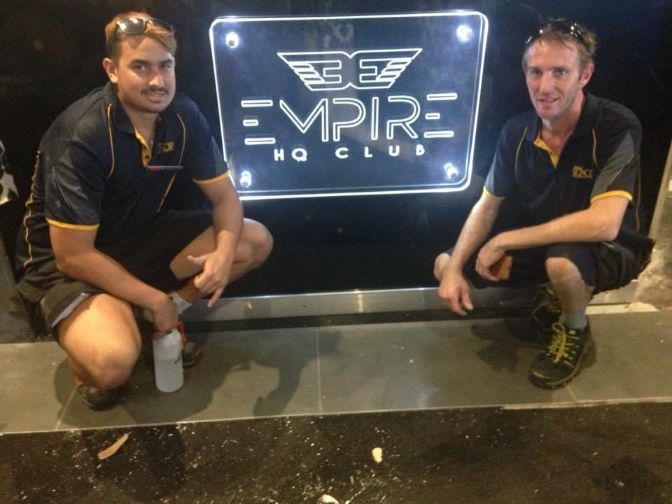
[522,19,597,71]
[104,11,177,61]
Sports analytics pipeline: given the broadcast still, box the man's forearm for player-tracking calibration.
[201,176,245,258]
[211,193,243,255]
[493,201,624,252]
[56,249,166,311]
[449,196,500,270]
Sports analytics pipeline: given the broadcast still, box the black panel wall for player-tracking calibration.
[1,0,670,295]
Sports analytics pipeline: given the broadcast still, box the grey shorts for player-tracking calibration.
[455,239,653,294]
[17,210,212,332]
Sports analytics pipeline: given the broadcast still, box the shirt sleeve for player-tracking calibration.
[590,112,642,203]
[44,137,107,230]
[484,121,518,199]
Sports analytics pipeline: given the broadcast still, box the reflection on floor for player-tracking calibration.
[2,310,672,434]
[1,191,671,501]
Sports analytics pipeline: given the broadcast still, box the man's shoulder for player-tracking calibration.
[42,87,110,145]
[500,109,537,142]
[167,92,202,118]
[591,95,641,130]
[164,93,214,139]
[587,96,642,152]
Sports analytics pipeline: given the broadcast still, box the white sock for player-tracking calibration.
[560,311,588,331]
[167,291,192,315]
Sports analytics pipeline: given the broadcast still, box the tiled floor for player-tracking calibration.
[2,309,671,434]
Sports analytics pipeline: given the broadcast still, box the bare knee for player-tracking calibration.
[434,252,451,281]
[59,294,141,390]
[545,257,582,287]
[79,342,140,389]
[239,219,273,269]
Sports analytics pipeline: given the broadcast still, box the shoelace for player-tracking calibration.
[546,322,581,363]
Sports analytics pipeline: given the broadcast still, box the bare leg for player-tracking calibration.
[545,257,593,315]
[169,218,273,302]
[58,294,142,390]
[433,252,451,282]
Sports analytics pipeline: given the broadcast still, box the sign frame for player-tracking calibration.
[209,11,489,200]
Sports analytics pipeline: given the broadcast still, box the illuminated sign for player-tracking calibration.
[210,12,488,199]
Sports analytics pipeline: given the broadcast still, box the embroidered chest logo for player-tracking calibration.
[572,165,593,179]
[155,142,175,154]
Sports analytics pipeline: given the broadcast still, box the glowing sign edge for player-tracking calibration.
[208,11,489,201]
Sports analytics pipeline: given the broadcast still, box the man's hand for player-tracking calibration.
[187,251,233,307]
[475,239,507,282]
[194,175,244,308]
[438,268,474,316]
[147,293,178,338]
[434,193,502,316]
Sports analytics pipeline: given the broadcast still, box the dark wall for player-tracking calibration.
[1,0,670,295]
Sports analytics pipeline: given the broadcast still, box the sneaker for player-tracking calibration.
[528,322,594,389]
[529,287,562,344]
[174,320,203,369]
[76,382,119,410]
[140,320,203,369]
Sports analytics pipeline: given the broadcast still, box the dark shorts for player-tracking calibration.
[456,239,653,294]
[17,210,212,331]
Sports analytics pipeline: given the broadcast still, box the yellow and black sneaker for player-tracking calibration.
[529,287,562,344]
[528,322,594,389]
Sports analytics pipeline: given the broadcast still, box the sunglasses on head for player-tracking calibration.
[115,16,174,36]
[525,20,587,49]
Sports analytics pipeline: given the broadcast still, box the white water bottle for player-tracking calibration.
[153,329,184,393]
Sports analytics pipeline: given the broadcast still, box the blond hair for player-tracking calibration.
[522,20,597,71]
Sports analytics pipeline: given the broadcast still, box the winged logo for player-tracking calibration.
[277,48,422,91]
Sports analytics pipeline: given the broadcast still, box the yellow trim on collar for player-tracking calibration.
[533,133,559,168]
[134,131,153,167]
[106,104,116,179]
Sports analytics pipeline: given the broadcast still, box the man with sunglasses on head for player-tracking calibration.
[434,20,653,389]
[15,12,273,409]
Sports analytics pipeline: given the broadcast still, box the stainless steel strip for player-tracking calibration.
[182,283,637,322]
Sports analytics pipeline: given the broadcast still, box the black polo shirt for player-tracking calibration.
[484,93,648,246]
[17,82,228,273]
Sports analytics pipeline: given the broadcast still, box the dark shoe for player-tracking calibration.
[76,383,119,411]
[529,322,594,389]
[141,321,203,370]
[529,287,561,344]
[172,320,203,368]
